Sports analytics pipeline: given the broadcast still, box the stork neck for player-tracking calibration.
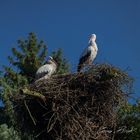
[51,60,57,66]
[88,39,96,46]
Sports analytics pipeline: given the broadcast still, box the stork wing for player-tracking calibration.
[77,47,91,72]
[35,70,49,79]
[79,47,91,65]
[35,64,50,79]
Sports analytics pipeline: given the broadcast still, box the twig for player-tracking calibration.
[24,100,36,126]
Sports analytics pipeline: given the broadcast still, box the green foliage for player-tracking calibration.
[7,32,47,82]
[0,32,47,126]
[116,100,140,140]
[0,124,20,140]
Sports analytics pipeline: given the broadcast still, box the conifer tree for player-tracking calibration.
[0,32,48,126]
[7,32,47,83]
[116,101,140,139]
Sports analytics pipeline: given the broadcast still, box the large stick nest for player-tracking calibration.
[15,64,132,140]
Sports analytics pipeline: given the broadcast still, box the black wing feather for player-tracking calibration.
[77,50,91,72]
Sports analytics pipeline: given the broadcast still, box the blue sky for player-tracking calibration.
[0,0,140,98]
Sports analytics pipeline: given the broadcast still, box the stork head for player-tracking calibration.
[48,56,57,66]
[48,56,53,60]
[89,34,96,41]
[48,56,54,63]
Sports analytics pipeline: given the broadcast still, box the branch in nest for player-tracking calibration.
[20,87,46,101]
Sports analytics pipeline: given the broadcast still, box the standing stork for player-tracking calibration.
[35,56,57,80]
[77,34,98,72]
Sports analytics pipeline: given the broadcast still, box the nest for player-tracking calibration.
[15,64,132,140]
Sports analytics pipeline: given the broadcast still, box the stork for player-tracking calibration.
[35,56,57,80]
[77,34,98,72]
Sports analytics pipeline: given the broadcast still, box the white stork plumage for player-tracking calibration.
[35,56,57,80]
[77,34,98,72]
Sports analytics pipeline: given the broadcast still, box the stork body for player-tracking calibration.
[77,34,98,72]
[36,56,57,80]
